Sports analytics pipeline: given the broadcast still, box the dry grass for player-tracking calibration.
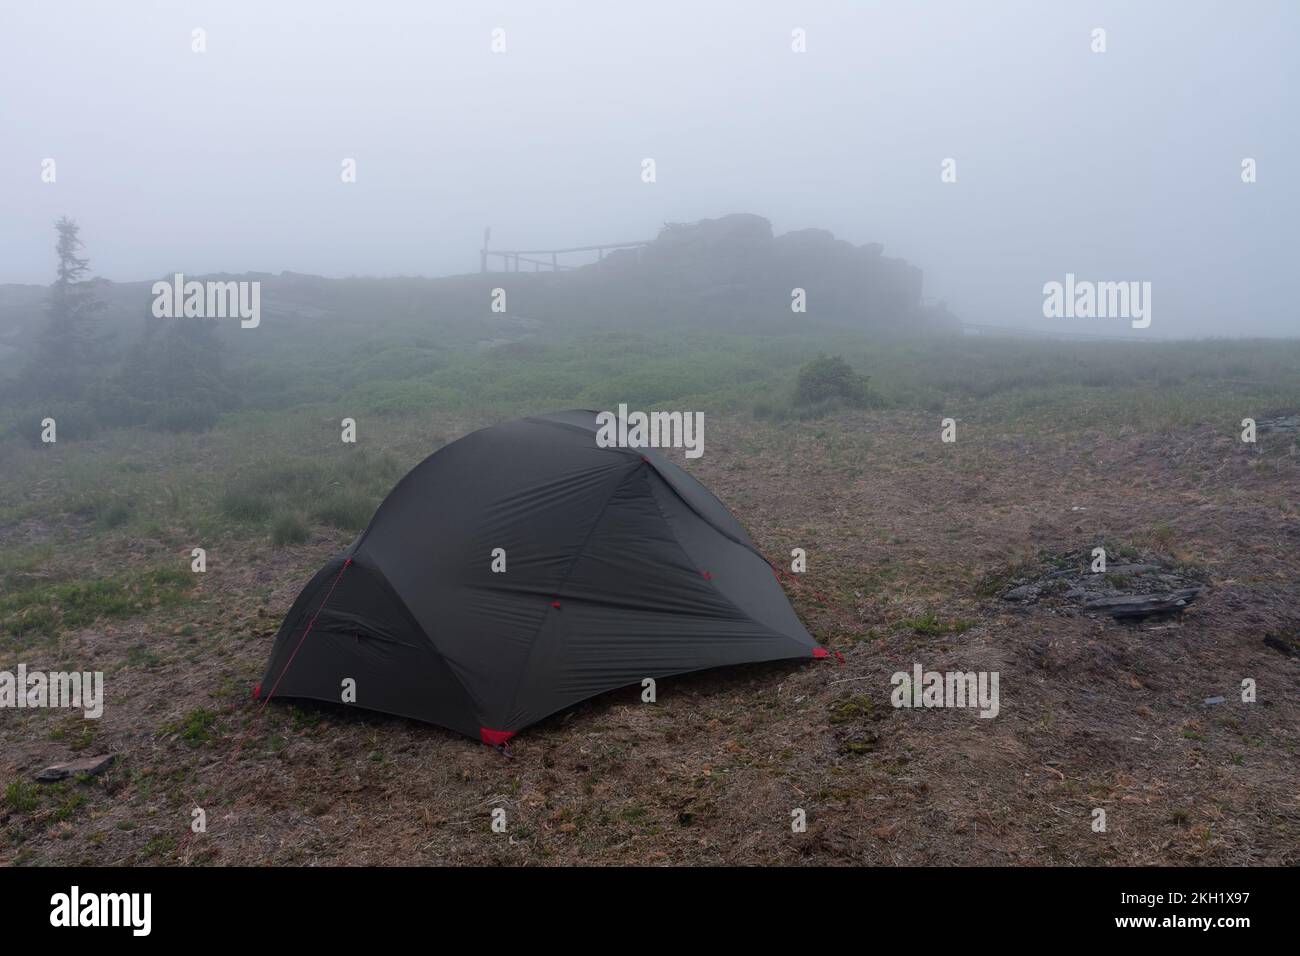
[2,411,1298,865]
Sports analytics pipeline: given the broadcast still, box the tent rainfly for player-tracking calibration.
[256,410,823,746]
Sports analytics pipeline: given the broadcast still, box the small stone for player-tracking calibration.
[35,754,115,783]
[1257,415,1298,433]
[1202,696,1226,706]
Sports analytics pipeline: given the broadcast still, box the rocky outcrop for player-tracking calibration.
[588,214,943,331]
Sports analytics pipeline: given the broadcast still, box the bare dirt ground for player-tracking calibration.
[3,412,1298,865]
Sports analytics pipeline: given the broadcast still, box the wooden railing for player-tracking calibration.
[480,239,652,273]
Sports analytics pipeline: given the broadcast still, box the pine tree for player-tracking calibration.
[26,217,104,399]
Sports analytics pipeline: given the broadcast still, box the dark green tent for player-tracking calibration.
[257,410,821,745]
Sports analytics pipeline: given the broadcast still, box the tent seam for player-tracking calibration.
[498,458,645,728]
[351,553,488,732]
[530,413,768,561]
[643,469,813,647]
[639,460,768,563]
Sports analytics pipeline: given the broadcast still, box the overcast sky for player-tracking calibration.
[2,0,1296,335]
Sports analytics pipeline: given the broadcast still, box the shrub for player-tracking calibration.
[96,499,134,529]
[70,493,135,530]
[793,354,878,408]
[270,512,309,546]
[92,391,155,429]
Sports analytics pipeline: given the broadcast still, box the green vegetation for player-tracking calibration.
[18,218,104,403]
[270,512,309,546]
[312,491,375,531]
[7,285,1300,447]
[0,317,1295,618]
[0,253,1296,657]
[71,492,136,530]
[219,451,398,535]
[3,779,40,814]
[165,707,218,746]
[0,566,193,641]
[789,353,882,417]
[828,694,880,725]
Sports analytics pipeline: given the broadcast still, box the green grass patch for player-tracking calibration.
[165,707,218,746]
[828,693,881,724]
[3,778,40,813]
[0,565,193,641]
[270,512,309,546]
[312,491,374,531]
[219,451,399,533]
[219,487,273,523]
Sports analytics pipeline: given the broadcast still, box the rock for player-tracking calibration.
[1003,585,1039,601]
[602,213,932,331]
[1203,696,1227,706]
[35,754,115,783]
[996,547,1206,620]
[1263,635,1298,658]
[1083,589,1202,618]
[1257,415,1298,433]
[773,227,838,251]
[659,213,774,251]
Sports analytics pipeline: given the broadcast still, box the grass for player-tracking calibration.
[1,321,1296,568]
[0,315,1295,644]
[66,493,137,530]
[220,487,273,523]
[165,708,218,747]
[270,512,309,546]
[220,452,399,533]
[0,566,193,642]
[123,643,162,669]
[900,612,977,637]
[0,293,1296,866]
[828,694,880,725]
[312,491,374,531]
[3,779,39,814]
[0,547,56,594]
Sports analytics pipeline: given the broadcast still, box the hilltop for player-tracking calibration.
[0,214,951,375]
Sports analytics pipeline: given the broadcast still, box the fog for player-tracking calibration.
[2,0,1296,336]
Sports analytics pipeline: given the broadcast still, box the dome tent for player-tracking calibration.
[256,410,823,746]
